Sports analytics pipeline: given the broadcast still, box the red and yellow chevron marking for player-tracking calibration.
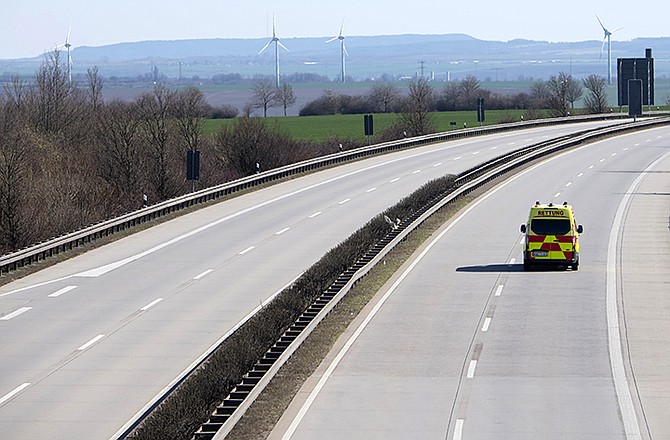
[527,235,577,261]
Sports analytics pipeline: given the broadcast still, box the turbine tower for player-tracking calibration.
[596,14,621,85]
[57,27,73,84]
[258,17,289,87]
[326,20,348,83]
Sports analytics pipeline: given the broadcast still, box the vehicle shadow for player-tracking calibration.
[455,264,525,273]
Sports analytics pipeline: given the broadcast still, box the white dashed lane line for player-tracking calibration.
[78,334,105,351]
[494,285,504,297]
[390,178,400,183]
[433,162,443,167]
[366,187,377,193]
[238,246,255,255]
[48,285,77,298]
[193,269,213,280]
[308,211,322,218]
[140,298,163,311]
[276,227,290,235]
[338,198,351,204]
[482,317,492,332]
[453,156,462,161]
[412,169,421,174]
[1,307,32,321]
[0,383,31,406]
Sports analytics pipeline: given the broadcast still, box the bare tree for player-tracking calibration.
[250,78,278,117]
[30,50,73,133]
[96,100,142,200]
[565,76,583,110]
[398,77,436,136]
[86,66,104,112]
[440,82,461,111]
[367,83,400,113]
[529,81,551,109]
[459,75,481,109]
[583,74,609,114]
[546,72,572,117]
[274,82,296,116]
[137,85,179,200]
[172,87,207,152]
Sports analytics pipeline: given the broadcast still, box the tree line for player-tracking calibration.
[0,51,331,254]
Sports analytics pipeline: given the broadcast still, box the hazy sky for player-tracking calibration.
[1,0,668,59]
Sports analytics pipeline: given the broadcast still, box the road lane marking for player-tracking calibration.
[193,269,213,280]
[577,172,584,177]
[276,227,290,235]
[390,178,400,183]
[279,148,608,439]
[519,236,525,245]
[412,169,421,174]
[140,298,164,311]
[566,182,572,187]
[308,211,322,218]
[238,246,255,255]
[453,419,464,440]
[472,151,480,155]
[78,334,105,351]
[491,146,498,150]
[612,152,617,157]
[338,198,351,205]
[589,165,595,169]
[604,150,670,439]
[433,162,443,167]
[0,383,30,406]
[48,285,78,298]
[1,307,32,321]
[494,285,504,296]
[482,317,492,332]
[508,258,516,265]
[466,360,478,378]
[453,156,462,160]
[366,187,376,193]
[623,147,629,151]
[600,158,605,162]
[554,192,561,197]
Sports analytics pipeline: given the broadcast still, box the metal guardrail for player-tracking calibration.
[0,114,633,275]
[190,115,670,439]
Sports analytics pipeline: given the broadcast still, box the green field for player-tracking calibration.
[203,109,534,143]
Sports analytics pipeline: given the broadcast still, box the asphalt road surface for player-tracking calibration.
[0,120,636,439]
[271,126,670,440]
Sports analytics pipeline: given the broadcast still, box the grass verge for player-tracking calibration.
[224,195,473,440]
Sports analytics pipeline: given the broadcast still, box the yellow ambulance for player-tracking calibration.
[520,201,583,270]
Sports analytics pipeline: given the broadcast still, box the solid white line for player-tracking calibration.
[239,246,255,255]
[366,187,377,193]
[0,383,30,406]
[605,151,670,439]
[338,198,351,204]
[276,227,291,235]
[453,419,464,440]
[308,211,322,218]
[390,178,400,183]
[193,269,213,280]
[48,285,78,298]
[494,284,504,296]
[78,334,105,351]
[519,236,525,245]
[508,258,516,265]
[412,169,421,174]
[140,298,164,311]
[482,317,492,332]
[1,307,32,321]
[466,360,478,378]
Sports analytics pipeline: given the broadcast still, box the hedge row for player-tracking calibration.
[129,173,457,440]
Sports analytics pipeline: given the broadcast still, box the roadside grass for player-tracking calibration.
[225,196,473,440]
[202,109,534,143]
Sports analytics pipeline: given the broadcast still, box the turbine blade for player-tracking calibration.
[595,13,606,30]
[258,40,272,55]
[278,41,289,52]
[343,42,349,57]
[66,25,71,44]
[326,36,339,43]
[612,27,624,33]
[600,38,606,60]
[339,19,345,37]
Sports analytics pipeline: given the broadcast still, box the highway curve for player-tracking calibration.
[270,126,670,440]
[0,120,636,439]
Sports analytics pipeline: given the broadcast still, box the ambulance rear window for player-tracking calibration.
[530,219,571,235]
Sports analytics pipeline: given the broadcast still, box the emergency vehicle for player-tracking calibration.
[520,201,583,270]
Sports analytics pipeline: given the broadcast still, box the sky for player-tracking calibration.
[1,0,668,59]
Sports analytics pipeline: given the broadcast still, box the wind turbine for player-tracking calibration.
[258,17,289,88]
[326,20,348,83]
[596,14,621,85]
[56,27,73,84]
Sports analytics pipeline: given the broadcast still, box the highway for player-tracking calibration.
[0,120,637,438]
[270,126,670,440]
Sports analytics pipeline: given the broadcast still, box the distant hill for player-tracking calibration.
[1,34,669,82]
